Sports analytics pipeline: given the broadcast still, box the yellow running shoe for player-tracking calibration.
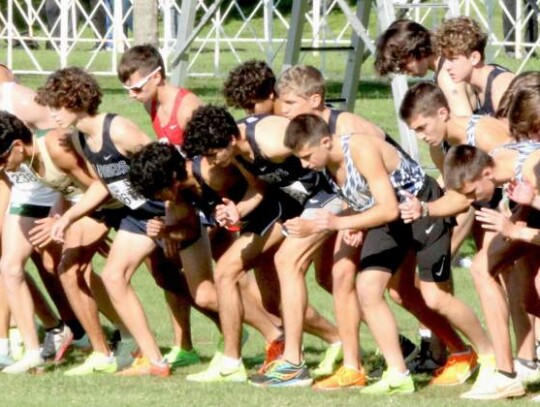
[313,366,366,391]
[116,356,170,377]
[430,348,478,386]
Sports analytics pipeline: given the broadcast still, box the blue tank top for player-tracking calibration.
[474,64,510,116]
[78,113,146,210]
[235,115,321,205]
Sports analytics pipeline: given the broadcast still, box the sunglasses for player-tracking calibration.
[123,67,161,93]
[0,141,16,166]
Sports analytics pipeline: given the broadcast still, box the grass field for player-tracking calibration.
[4,7,540,405]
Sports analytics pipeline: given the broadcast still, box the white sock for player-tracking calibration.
[329,341,342,348]
[25,349,41,360]
[0,338,8,355]
[221,355,241,369]
[418,329,432,339]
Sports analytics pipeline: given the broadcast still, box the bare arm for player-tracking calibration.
[437,70,474,116]
[109,115,152,156]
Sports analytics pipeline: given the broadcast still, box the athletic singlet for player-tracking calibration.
[474,64,510,116]
[324,134,425,212]
[32,130,84,202]
[191,155,248,221]
[465,115,482,147]
[1,83,60,207]
[151,88,191,146]
[432,57,445,85]
[235,115,320,205]
[78,114,146,210]
[491,141,540,182]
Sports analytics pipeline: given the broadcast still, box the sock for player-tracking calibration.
[26,348,41,359]
[221,355,241,369]
[329,341,342,348]
[497,369,517,379]
[0,338,8,355]
[64,319,85,340]
[419,329,432,339]
[516,357,537,369]
[343,364,360,371]
[46,321,63,332]
[285,360,303,368]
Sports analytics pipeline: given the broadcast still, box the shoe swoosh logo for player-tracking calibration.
[219,370,239,378]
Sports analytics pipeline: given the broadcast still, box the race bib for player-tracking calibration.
[107,179,145,210]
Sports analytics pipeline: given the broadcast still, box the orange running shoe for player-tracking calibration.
[430,347,478,386]
[258,338,285,374]
[312,366,366,391]
[116,356,171,378]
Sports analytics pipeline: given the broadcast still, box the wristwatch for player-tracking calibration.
[420,201,430,218]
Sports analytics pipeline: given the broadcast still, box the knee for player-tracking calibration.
[0,259,24,282]
[214,265,240,289]
[332,267,355,295]
[101,267,129,291]
[274,248,305,277]
[192,287,216,310]
[421,286,447,312]
[356,279,380,309]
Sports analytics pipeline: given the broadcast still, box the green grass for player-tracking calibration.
[5,8,540,406]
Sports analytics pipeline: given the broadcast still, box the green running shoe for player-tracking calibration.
[164,346,200,368]
[361,368,415,395]
[186,355,246,383]
[64,351,117,376]
[312,343,343,378]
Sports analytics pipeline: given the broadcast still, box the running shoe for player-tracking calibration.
[186,354,247,383]
[514,358,540,385]
[2,351,44,374]
[430,347,478,386]
[249,359,313,387]
[114,337,138,370]
[64,352,117,376]
[460,370,525,400]
[313,366,366,390]
[41,322,73,362]
[0,353,14,368]
[361,368,415,395]
[164,346,200,368]
[312,342,343,378]
[257,337,285,374]
[115,356,170,377]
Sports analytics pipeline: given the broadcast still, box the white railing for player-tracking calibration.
[1,0,539,76]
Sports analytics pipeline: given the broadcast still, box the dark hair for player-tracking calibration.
[400,82,450,122]
[0,111,32,154]
[182,105,239,158]
[443,145,493,190]
[375,19,435,75]
[436,16,487,60]
[284,113,331,151]
[223,60,276,110]
[496,71,540,119]
[507,85,540,141]
[117,44,166,83]
[35,67,102,115]
[128,142,187,199]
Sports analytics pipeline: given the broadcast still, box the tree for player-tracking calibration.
[133,0,158,45]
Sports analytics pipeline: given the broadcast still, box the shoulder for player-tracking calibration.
[109,115,151,152]
[336,112,384,139]
[255,115,291,160]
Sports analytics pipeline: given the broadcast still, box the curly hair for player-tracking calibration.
[374,19,435,76]
[128,142,187,199]
[117,44,166,84]
[399,82,450,123]
[0,111,32,154]
[222,60,276,110]
[507,85,540,141]
[496,71,540,119]
[276,65,326,100]
[182,105,239,158]
[35,67,102,115]
[436,16,487,60]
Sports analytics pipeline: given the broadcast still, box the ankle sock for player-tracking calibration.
[497,369,517,379]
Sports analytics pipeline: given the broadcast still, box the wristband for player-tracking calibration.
[420,201,429,218]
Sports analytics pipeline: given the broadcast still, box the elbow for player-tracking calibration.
[384,205,400,222]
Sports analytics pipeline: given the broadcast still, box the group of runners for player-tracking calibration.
[0,14,540,401]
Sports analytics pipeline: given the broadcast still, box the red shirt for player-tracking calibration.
[151,88,191,146]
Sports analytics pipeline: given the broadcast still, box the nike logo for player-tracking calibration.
[425,224,435,235]
[259,166,267,172]
[219,369,240,378]
[434,256,446,277]
[308,198,319,204]
[169,124,178,130]
[104,154,113,161]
